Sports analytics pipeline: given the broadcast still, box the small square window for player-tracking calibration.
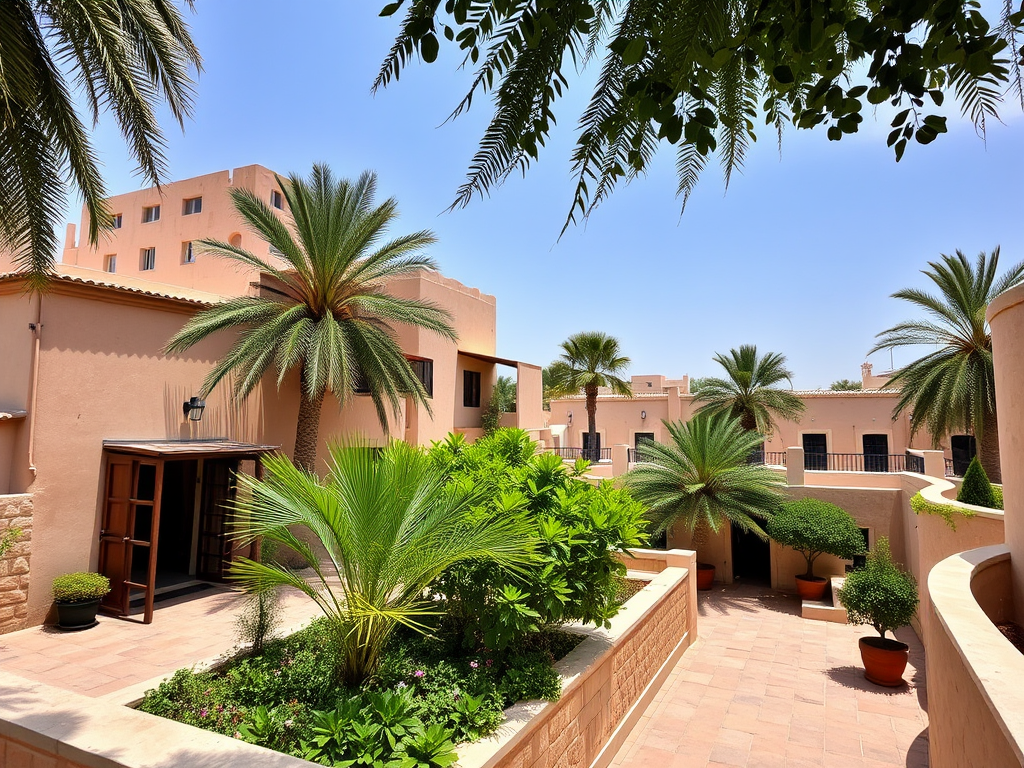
[140,247,156,271]
[464,370,481,408]
[104,254,116,273]
[111,214,122,229]
[182,197,202,215]
[270,190,283,209]
[182,241,196,264]
[142,205,160,223]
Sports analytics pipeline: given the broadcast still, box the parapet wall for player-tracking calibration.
[0,493,32,634]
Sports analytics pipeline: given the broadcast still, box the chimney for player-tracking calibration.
[861,362,873,389]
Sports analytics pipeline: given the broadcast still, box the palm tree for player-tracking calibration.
[871,248,1024,483]
[493,375,517,412]
[2,0,202,289]
[625,413,786,561]
[693,345,805,437]
[230,440,536,685]
[830,379,863,391]
[547,332,631,461]
[166,166,457,471]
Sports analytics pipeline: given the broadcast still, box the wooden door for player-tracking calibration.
[98,456,134,615]
[197,459,238,581]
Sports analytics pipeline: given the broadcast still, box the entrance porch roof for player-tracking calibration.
[102,439,279,460]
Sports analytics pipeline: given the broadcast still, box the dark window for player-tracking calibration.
[271,189,283,209]
[111,214,123,229]
[464,370,481,408]
[862,434,889,472]
[851,528,871,570]
[803,433,827,470]
[951,435,977,476]
[183,197,202,215]
[582,432,602,452]
[352,368,370,394]
[142,205,160,223]
[410,358,433,398]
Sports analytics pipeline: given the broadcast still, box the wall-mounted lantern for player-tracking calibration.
[567,410,573,426]
[183,396,206,422]
[640,410,647,420]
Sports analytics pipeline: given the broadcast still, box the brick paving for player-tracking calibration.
[611,583,929,768]
[0,584,321,700]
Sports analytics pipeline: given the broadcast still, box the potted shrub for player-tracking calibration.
[837,538,919,686]
[767,498,866,600]
[52,572,110,630]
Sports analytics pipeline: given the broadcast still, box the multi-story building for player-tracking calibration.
[0,166,545,632]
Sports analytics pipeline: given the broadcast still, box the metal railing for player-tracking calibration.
[548,447,612,462]
[749,450,787,467]
[628,447,658,463]
[905,452,925,474]
[804,453,911,473]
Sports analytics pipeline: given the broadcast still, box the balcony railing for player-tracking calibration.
[905,452,926,474]
[748,450,788,467]
[548,447,612,462]
[804,452,913,473]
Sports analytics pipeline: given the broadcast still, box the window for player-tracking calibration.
[270,189,283,209]
[142,205,160,223]
[802,433,828,470]
[182,196,202,215]
[410,358,433,398]
[140,247,156,271]
[111,214,122,229]
[182,241,195,264]
[104,254,116,273]
[463,370,481,408]
[851,528,871,570]
[268,245,284,257]
[352,367,370,394]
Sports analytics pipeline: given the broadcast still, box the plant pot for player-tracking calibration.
[55,598,101,631]
[859,636,909,687]
[696,563,716,590]
[795,575,828,601]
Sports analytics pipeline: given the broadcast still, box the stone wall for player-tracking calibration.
[0,493,32,634]
[459,549,697,768]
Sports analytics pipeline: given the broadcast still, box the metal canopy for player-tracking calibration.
[102,439,279,459]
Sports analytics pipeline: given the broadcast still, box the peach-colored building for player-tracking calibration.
[0,166,544,633]
[548,363,972,473]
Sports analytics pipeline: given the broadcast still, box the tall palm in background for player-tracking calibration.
[166,166,457,471]
[1,0,201,288]
[625,413,786,561]
[547,332,631,461]
[231,440,535,684]
[871,248,1024,483]
[693,345,805,437]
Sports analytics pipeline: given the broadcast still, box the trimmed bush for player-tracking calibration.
[837,538,918,640]
[957,456,997,508]
[766,499,865,579]
[52,572,110,603]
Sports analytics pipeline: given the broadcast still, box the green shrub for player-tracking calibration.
[957,456,997,508]
[766,499,865,579]
[837,538,918,640]
[52,572,110,603]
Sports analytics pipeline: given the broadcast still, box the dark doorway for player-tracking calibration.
[582,431,602,462]
[803,433,827,471]
[862,434,890,472]
[635,432,655,462]
[731,524,771,584]
[951,435,977,476]
[196,459,239,581]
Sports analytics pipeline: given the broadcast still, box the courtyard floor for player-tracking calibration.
[611,583,929,768]
[0,584,321,703]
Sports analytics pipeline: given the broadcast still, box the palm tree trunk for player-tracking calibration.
[586,384,598,462]
[294,377,325,472]
[980,408,1001,483]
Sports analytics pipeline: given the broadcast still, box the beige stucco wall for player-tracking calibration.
[988,281,1024,623]
[61,165,288,296]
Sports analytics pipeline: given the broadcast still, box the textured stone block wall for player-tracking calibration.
[1,734,91,768]
[0,494,33,634]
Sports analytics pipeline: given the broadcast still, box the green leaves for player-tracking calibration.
[767,499,866,578]
[837,538,918,639]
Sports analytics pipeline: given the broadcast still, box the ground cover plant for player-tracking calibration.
[139,429,646,764]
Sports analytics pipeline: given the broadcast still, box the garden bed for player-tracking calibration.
[137,618,584,764]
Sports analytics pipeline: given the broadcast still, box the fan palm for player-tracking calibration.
[230,440,536,685]
[871,248,1024,483]
[693,345,805,437]
[547,332,631,461]
[625,413,786,558]
[1,0,202,289]
[165,166,457,471]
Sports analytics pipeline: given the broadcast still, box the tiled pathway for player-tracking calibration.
[0,584,321,701]
[612,584,928,768]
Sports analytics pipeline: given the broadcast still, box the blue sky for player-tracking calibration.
[71,1,1024,389]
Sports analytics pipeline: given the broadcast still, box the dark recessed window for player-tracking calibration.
[182,196,202,215]
[352,367,370,395]
[409,358,433,398]
[271,190,283,209]
[182,241,195,264]
[111,214,123,229]
[464,370,481,408]
[142,205,160,223]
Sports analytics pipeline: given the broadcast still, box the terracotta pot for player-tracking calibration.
[696,563,716,590]
[859,636,909,687]
[795,575,828,601]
